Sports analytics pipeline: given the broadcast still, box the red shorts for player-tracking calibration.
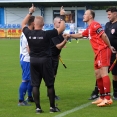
[94,47,111,70]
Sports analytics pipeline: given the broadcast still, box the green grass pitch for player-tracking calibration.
[0,39,117,117]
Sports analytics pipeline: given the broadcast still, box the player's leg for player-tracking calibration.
[76,38,79,43]
[73,32,79,43]
[43,58,60,113]
[30,57,43,113]
[96,48,112,107]
[112,75,117,100]
[18,81,29,105]
[111,53,117,100]
[68,32,72,43]
[97,66,113,107]
[92,49,110,106]
[88,81,99,100]
[18,61,31,106]
[33,86,44,113]
[68,38,71,43]
[26,81,34,102]
[23,62,34,102]
[52,56,60,100]
[92,69,105,105]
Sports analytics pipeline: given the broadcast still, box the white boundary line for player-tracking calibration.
[54,102,91,117]
[63,59,92,62]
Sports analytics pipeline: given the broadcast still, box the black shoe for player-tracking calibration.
[88,91,99,100]
[26,97,34,102]
[113,92,117,100]
[36,108,44,114]
[50,107,60,113]
[88,94,99,100]
[55,95,60,100]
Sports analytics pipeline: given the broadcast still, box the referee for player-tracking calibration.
[21,4,66,113]
[105,6,117,100]
[50,17,68,100]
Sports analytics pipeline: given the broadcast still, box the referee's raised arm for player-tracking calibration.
[21,4,35,30]
[56,6,66,35]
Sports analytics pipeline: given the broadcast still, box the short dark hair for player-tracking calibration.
[90,10,95,19]
[106,6,117,12]
[27,16,35,26]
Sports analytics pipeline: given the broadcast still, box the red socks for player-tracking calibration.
[102,75,111,100]
[97,76,111,100]
[97,78,104,99]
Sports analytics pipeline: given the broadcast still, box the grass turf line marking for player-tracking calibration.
[63,59,92,62]
[54,102,91,117]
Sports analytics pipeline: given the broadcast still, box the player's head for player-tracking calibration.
[83,9,95,22]
[34,16,44,28]
[27,16,35,29]
[106,6,117,23]
[53,17,61,29]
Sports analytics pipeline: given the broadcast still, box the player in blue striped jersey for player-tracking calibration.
[18,16,35,106]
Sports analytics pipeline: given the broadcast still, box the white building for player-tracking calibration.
[0,0,117,29]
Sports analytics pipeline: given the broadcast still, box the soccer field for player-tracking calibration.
[0,39,117,117]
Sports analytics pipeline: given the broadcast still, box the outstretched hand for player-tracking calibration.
[29,3,35,13]
[63,34,70,39]
[60,6,65,15]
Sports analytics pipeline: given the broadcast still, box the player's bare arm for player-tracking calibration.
[56,35,68,49]
[21,4,35,30]
[101,32,116,53]
[57,6,65,34]
[63,33,83,39]
[70,33,83,38]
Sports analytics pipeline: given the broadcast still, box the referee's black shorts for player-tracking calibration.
[30,57,54,87]
[52,56,59,76]
[109,53,117,75]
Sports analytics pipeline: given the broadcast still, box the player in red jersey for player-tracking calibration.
[64,9,116,107]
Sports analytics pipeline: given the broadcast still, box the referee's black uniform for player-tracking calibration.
[105,21,117,75]
[105,21,117,98]
[23,26,59,110]
[51,33,64,76]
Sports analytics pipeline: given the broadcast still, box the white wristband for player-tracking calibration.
[29,12,32,15]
